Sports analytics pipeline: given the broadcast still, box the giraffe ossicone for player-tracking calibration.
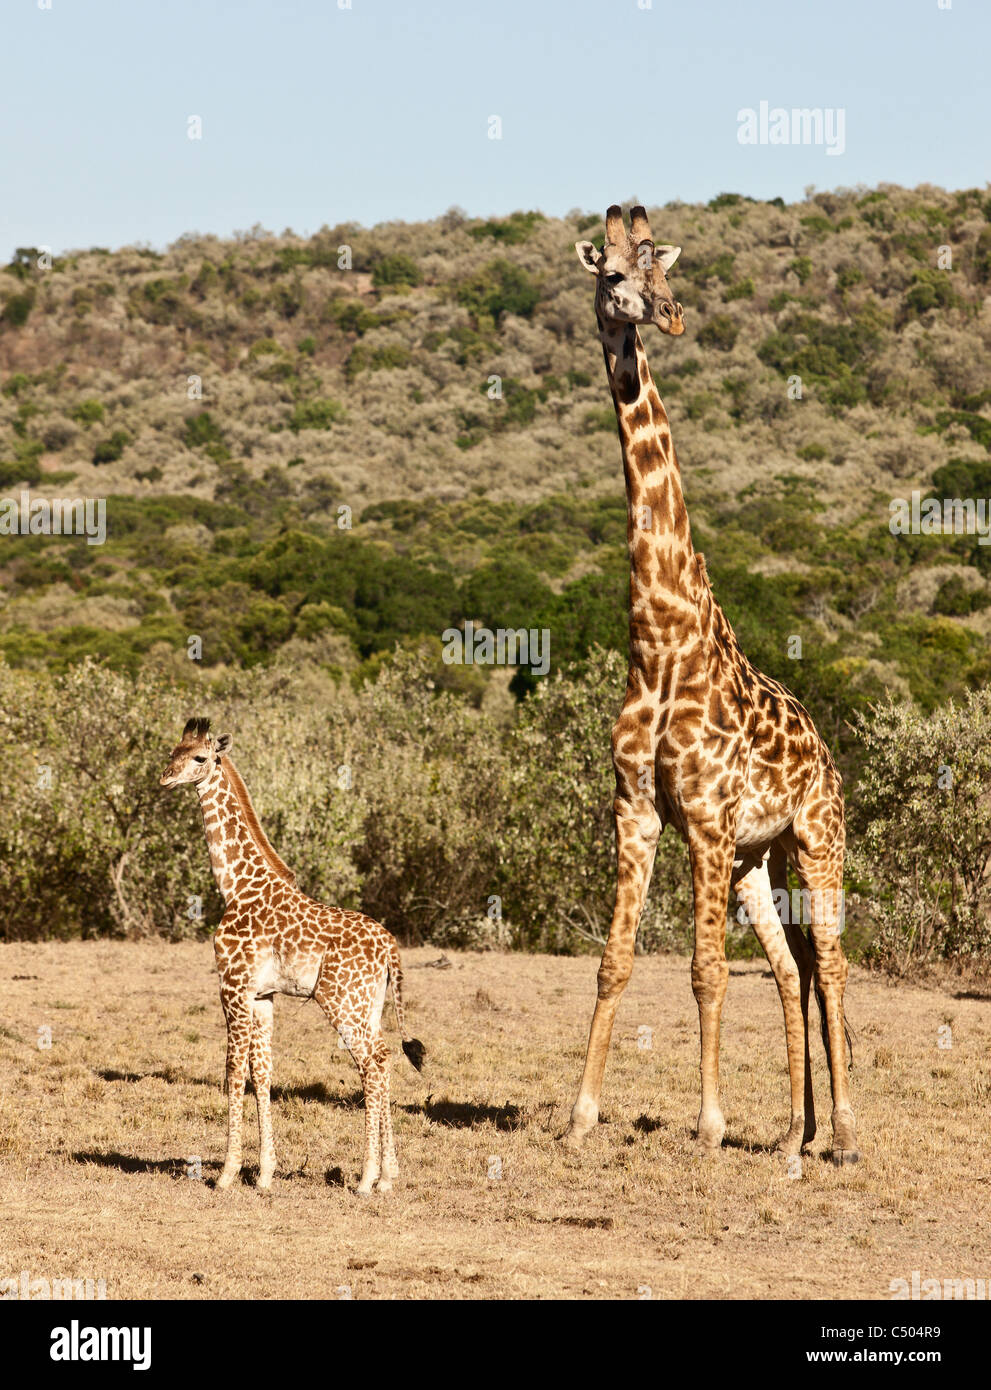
[160,717,426,1196]
[562,205,859,1166]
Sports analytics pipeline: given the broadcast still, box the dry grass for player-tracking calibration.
[1,941,989,1300]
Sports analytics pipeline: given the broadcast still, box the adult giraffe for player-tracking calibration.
[561,204,858,1165]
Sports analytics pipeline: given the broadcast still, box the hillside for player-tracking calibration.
[2,183,991,751]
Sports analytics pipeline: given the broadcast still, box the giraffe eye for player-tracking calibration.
[193,756,207,763]
[605,272,623,285]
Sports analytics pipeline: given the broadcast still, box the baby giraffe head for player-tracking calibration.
[160,717,232,788]
[576,203,684,335]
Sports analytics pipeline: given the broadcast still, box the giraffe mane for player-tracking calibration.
[220,758,298,887]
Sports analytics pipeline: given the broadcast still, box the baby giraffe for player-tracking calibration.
[160,717,425,1196]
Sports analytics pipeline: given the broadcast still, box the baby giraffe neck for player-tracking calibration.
[196,761,291,907]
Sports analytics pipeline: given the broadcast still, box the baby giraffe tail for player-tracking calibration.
[388,939,426,1072]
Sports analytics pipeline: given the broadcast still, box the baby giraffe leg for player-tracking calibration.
[352,1035,389,1197]
[314,980,392,1198]
[377,1072,399,1192]
[217,989,252,1191]
[250,996,277,1190]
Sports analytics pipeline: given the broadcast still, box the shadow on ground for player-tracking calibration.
[401,1098,524,1130]
[69,1150,204,1179]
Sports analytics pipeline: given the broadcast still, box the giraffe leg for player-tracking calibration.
[378,1076,399,1191]
[369,972,398,1190]
[249,996,277,1190]
[792,784,859,1165]
[314,978,392,1198]
[561,794,660,1146]
[771,841,817,1146]
[688,827,735,1149]
[353,1035,389,1197]
[733,847,808,1156]
[216,989,252,1191]
[802,870,859,1164]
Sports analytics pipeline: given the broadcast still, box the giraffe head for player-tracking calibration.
[575,204,684,335]
[160,717,232,788]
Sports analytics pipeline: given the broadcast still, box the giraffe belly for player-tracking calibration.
[254,949,322,999]
[734,797,793,850]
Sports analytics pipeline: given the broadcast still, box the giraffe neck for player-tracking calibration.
[195,759,295,907]
[597,312,698,644]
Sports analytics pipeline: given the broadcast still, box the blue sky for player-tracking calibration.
[2,0,988,258]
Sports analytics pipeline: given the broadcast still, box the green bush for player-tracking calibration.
[371,253,423,289]
[456,259,541,324]
[2,289,36,326]
[71,399,105,425]
[92,429,131,465]
[697,314,739,351]
[848,693,991,970]
[182,411,229,461]
[287,397,346,431]
[501,648,692,952]
[723,277,755,301]
[0,659,365,940]
[468,211,545,245]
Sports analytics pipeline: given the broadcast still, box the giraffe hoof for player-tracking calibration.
[775,1141,802,1159]
[694,1123,725,1151]
[831,1148,860,1167]
[774,1125,805,1158]
[558,1123,592,1150]
[375,1179,393,1194]
[355,1186,374,1199]
[215,1170,239,1191]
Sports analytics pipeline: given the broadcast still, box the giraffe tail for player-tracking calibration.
[387,940,426,1073]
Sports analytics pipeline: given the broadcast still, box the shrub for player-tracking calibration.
[71,399,105,425]
[371,253,423,290]
[848,693,991,971]
[468,211,545,245]
[1,289,36,326]
[976,226,991,283]
[723,277,755,301]
[500,648,692,951]
[697,314,739,351]
[287,397,346,431]
[456,259,541,324]
[92,429,131,465]
[182,411,229,461]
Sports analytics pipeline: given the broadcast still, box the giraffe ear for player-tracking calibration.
[656,244,681,272]
[575,240,603,274]
[214,733,233,756]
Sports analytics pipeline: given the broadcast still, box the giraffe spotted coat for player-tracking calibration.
[160,719,425,1196]
[563,206,858,1165]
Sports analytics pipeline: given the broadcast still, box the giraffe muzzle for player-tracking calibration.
[656,300,686,335]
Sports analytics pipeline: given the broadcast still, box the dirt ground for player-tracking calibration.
[1,941,989,1300]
